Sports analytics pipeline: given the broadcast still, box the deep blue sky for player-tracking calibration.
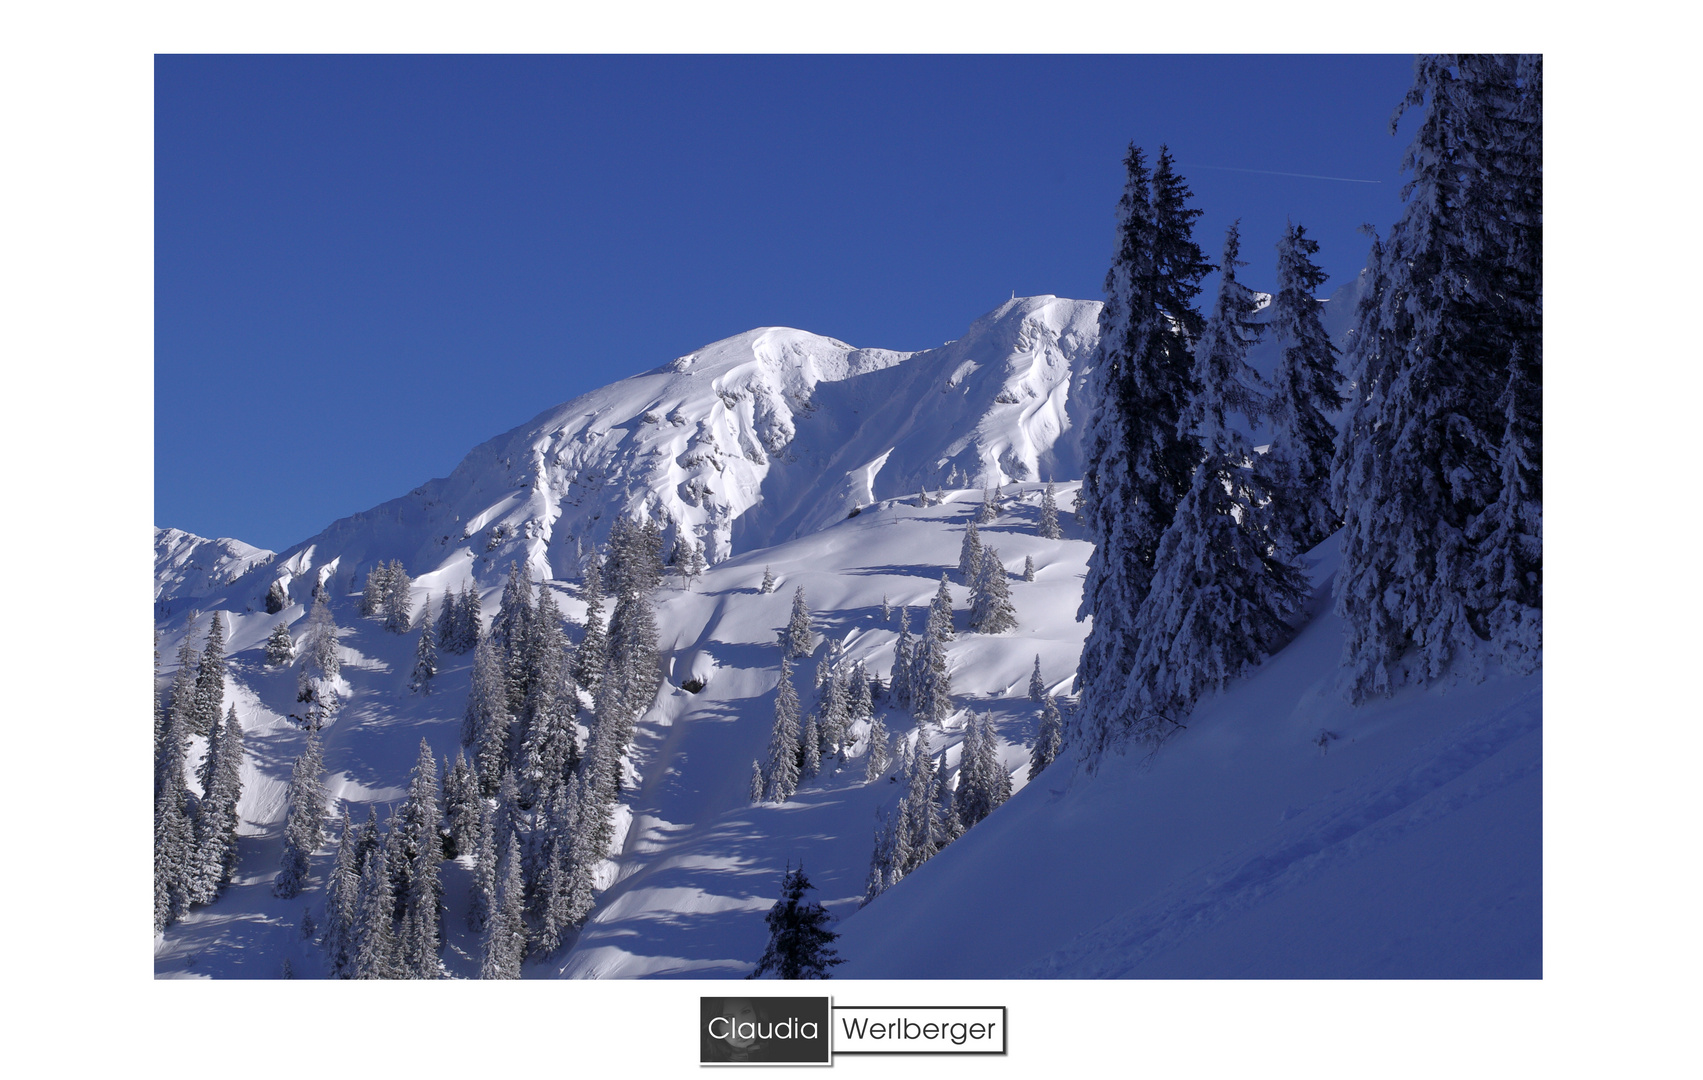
[156,54,1418,552]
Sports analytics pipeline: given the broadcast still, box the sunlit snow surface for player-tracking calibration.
[154,288,1537,979]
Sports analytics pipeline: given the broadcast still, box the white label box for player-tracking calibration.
[832,1006,1007,1055]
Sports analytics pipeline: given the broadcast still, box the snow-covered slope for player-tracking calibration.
[154,527,273,607]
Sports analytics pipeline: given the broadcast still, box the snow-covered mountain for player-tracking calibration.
[154,527,273,608]
[153,281,1537,981]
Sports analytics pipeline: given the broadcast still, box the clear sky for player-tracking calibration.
[156,54,1419,552]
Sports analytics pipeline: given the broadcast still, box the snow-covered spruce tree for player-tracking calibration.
[469,796,497,933]
[799,713,822,780]
[1472,354,1542,671]
[360,563,391,617]
[518,583,579,804]
[382,560,414,633]
[605,584,661,760]
[1073,145,1209,767]
[898,729,941,874]
[1028,655,1046,703]
[890,608,915,711]
[192,613,226,735]
[444,748,480,857]
[1123,221,1307,732]
[782,585,815,659]
[264,621,295,666]
[678,539,707,590]
[759,565,776,594]
[1038,480,1063,539]
[393,740,443,978]
[957,520,983,585]
[748,863,843,979]
[297,593,341,727]
[879,593,890,621]
[1258,220,1345,558]
[864,712,891,782]
[572,563,608,697]
[190,704,245,901]
[481,835,527,979]
[323,807,361,978]
[968,546,1017,634]
[977,487,999,524]
[409,596,439,694]
[910,615,954,725]
[1022,555,1035,582]
[762,657,802,802]
[848,661,873,724]
[954,712,1011,832]
[1332,55,1542,700]
[748,760,765,803]
[490,564,535,718]
[1028,695,1064,780]
[456,581,485,653]
[353,844,402,979]
[927,574,955,641]
[274,729,327,898]
[464,635,513,794]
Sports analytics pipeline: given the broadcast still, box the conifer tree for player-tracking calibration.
[1332,55,1542,699]
[323,807,362,978]
[481,835,527,979]
[958,521,983,585]
[968,546,1017,634]
[879,594,890,622]
[927,574,955,641]
[298,594,341,727]
[954,712,1011,831]
[573,566,608,696]
[264,621,295,666]
[274,729,326,898]
[382,560,414,633]
[1029,655,1046,703]
[354,844,402,979]
[679,538,707,590]
[1038,481,1063,539]
[863,712,891,782]
[749,863,843,979]
[393,740,443,978]
[759,565,776,594]
[192,613,226,735]
[748,760,765,803]
[409,596,439,694]
[465,636,513,794]
[1259,220,1345,557]
[762,658,803,803]
[1022,555,1035,582]
[890,608,915,712]
[469,796,497,933]
[782,585,815,658]
[361,564,390,617]
[799,713,822,780]
[1028,695,1063,780]
[899,730,941,872]
[457,581,485,653]
[1123,221,1306,731]
[977,487,999,524]
[444,749,480,857]
[192,704,245,899]
[910,618,953,725]
[1074,145,1210,766]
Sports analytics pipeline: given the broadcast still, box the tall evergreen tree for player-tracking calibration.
[382,560,414,633]
[1259,220,1346,557]
[393,740,443,978]
[910,616,953,725]
[748,863,843,979]
[409,595,439,694]
[1028,695,1064,780]
[889,608,915,712]
[464,635,513,794]
[191,613,226,735]
[977,487,999,524]
[1332,55,1542,700]
[1124,221,1307,731]
[274,730,326,898]
[264,621,295,666]
[1038,480,1063,539]
[481,835,527,979]
[957,521,983,585]
[968,546,1017,634]
[863,712,891,782]
[323,806,362,978]
[190,704,245,901]
[469,796,497,933]
[360,563,391,617]
[926,574,955,641]
[782,585,815,658]
[759,565,776,594]
[1074,145,1210,766]
[298,593,341,728]
[353,843,402,979]
[1028,655,1046,703]
[572,565,608,696]
[954,712,1011,831]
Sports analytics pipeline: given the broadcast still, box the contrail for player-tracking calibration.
[1182,163,1381,184]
